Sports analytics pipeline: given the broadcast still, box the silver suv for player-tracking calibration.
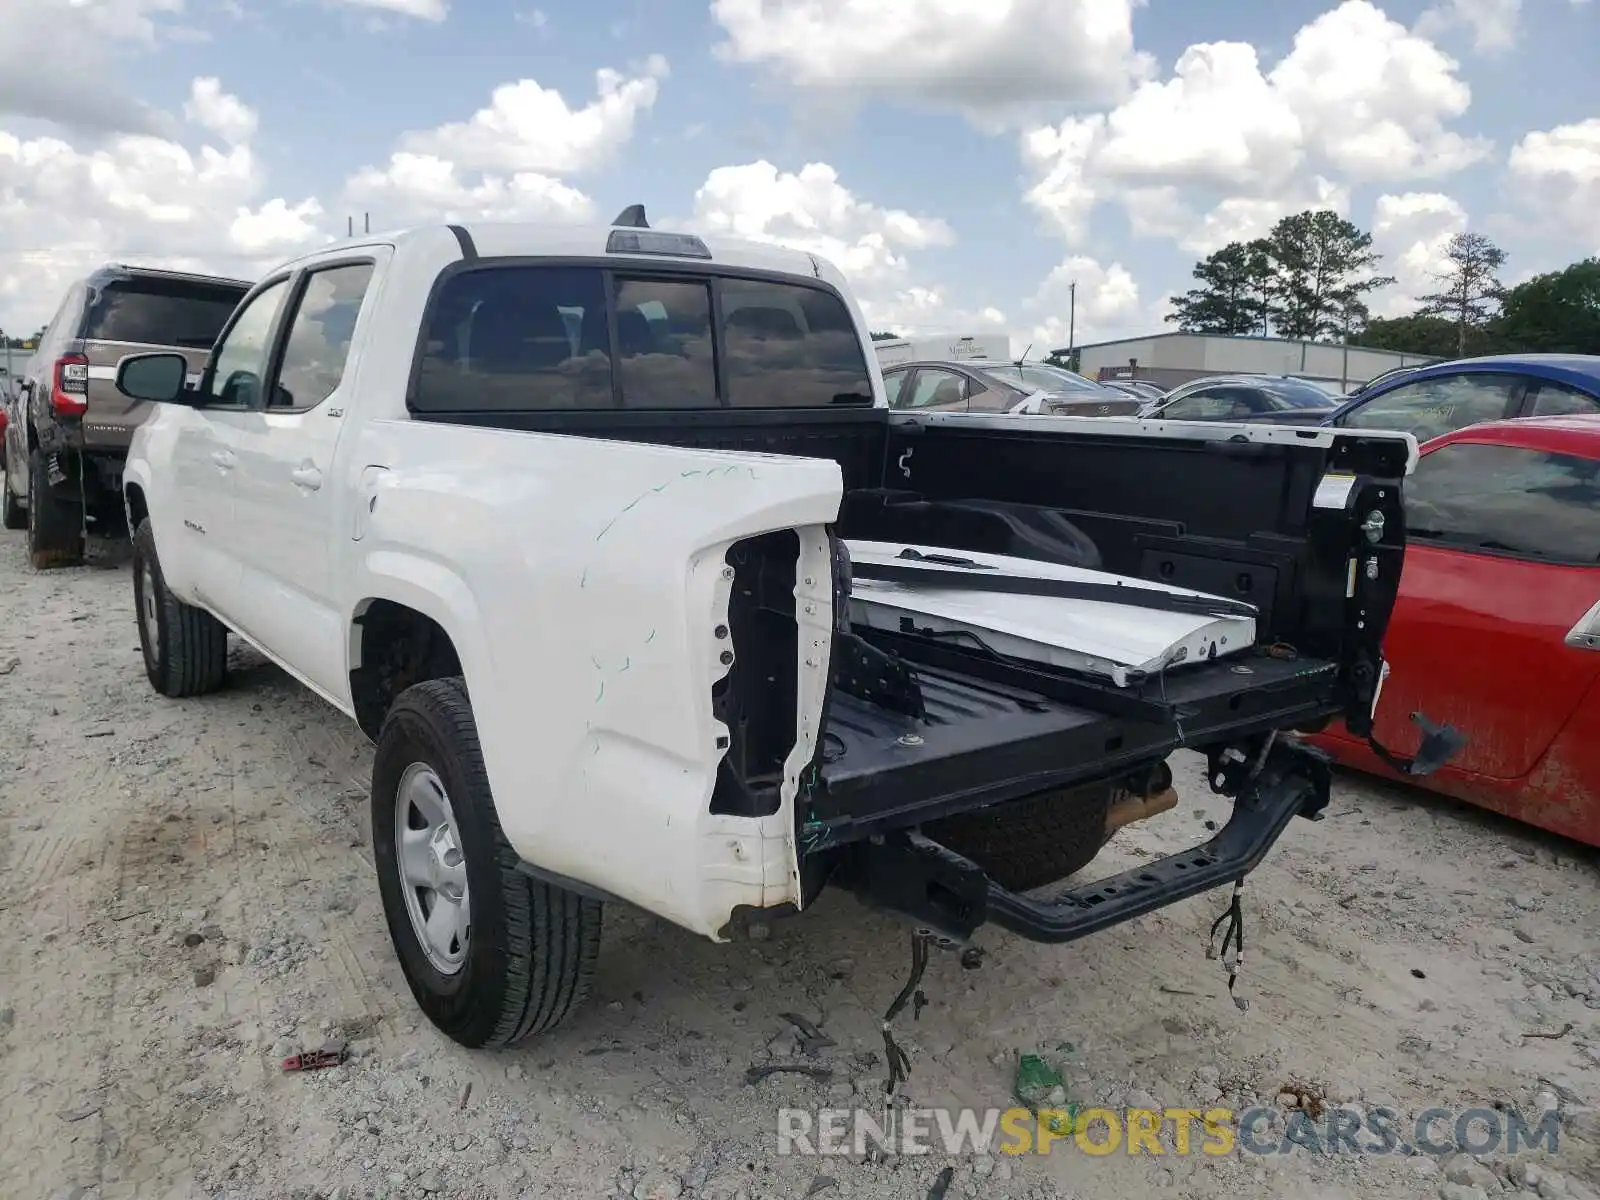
[2,264,250,566]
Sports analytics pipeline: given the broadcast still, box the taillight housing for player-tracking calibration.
[52,353,89,417]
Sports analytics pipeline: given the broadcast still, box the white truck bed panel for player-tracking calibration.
[845,540,1257,687]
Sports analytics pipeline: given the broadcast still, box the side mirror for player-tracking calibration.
[116,352,191,404]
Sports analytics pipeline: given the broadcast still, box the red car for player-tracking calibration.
[1304,414,1600,846]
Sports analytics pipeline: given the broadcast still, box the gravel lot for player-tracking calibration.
[3,529,1600,1200]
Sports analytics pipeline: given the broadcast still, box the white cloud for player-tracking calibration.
[1021,1,1488,255]
[1270,1,1489,179]
[710,0,1152,125]
[1416,0,1523,53]
[341,58,668,231]
[397,58,667,175]
[686,160,968,333]
[1369,192,1470,316]
[331,0,448,19]
[0,77,327,329]
[0,0,182,134]
[1508,118,1600,249]
[343,153,595,226]
[184,77,258,146]
[1021,117,1103,245]
[689,160,953,286]
[1092,43,1303,193]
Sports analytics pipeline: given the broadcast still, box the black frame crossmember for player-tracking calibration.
[850,741,1331,945]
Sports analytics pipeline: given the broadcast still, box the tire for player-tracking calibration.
[132,517,229,697]
[1,451,23,530]
[926,782,1117,893]
[26,447,84,568]
[373,677,602,1049]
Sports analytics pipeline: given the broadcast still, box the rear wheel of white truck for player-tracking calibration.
[132,518,228,697]
[372,677,602,1049]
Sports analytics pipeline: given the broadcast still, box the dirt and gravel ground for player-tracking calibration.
[3,530,1600,1200]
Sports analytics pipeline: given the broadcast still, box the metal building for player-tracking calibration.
[1067,332,1438,392]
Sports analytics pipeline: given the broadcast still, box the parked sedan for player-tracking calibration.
[881,359,1144,417]
[1323,354,1600,442]
[1139,374,1342,424]
[1303,414,1600,846]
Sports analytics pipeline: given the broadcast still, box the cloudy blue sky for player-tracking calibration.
[0,0,1595,351]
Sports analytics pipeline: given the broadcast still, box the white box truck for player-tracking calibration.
[873,333,1012,368]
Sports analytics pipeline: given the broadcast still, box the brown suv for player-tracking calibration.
[1,264,251,566]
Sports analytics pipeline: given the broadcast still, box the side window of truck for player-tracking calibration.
[271,263,376,411]
[205,278,291,409]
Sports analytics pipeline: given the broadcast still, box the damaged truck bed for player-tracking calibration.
[511,403,1457,951]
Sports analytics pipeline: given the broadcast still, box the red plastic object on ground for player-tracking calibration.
[281,1040,348,1072]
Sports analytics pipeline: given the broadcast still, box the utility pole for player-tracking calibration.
[1340,310,1351,393]
[1067,281,1076,364]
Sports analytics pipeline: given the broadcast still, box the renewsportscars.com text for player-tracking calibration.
[776,1105,1563,1158]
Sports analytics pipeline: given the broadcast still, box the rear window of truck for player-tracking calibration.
[410,264,874,412]
[82,279,248,348]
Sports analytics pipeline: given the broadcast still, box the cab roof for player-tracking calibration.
[281,220,850,291]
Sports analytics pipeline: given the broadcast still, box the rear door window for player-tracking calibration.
[965,376,1014,413]
[1407,442,1600,563]
[1527,380,1600,418]
[904,368,970,411]
[1162,388,1250,420]
[1337,372,1519,440]
[82,278,246,348]
[883,367,909,407]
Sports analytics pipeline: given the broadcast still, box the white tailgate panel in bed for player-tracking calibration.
[845,540,1257,687]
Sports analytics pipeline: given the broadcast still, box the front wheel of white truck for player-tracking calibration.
[373,677,602,1048]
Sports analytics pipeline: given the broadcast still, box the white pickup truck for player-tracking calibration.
[113,211,1456,1051]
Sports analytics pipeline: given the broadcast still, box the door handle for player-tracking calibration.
[291,463,322,491]
[211,450,235,470]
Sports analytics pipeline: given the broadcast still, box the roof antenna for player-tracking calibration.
[1014,343,1032,368]
[613,204,649,229]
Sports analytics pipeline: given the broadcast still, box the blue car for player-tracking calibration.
[1323,353,1600,443]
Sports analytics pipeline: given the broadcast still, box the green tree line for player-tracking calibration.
[1166,209,1599,358]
